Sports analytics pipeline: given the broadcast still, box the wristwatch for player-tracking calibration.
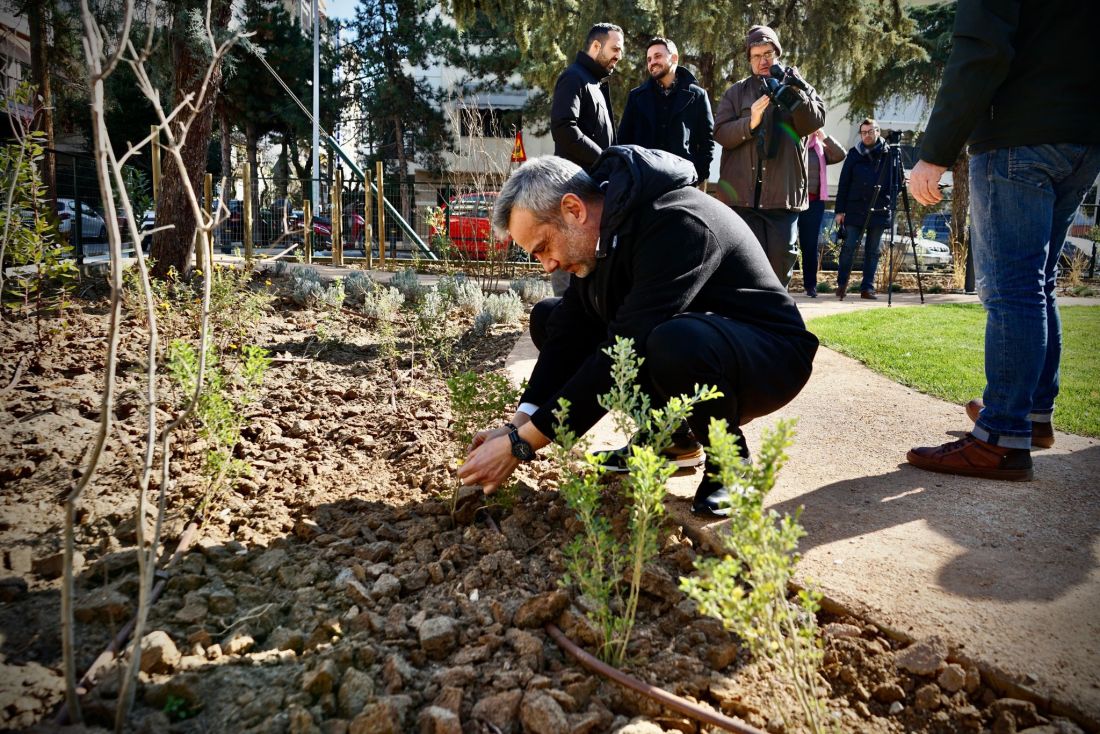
[508,427,535,462]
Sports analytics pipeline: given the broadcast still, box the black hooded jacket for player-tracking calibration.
[520,145,816,439]
[550,52,618,169]
[617,66,715,182]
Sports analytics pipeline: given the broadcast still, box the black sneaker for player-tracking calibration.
[599,435,706,473]
[691,476,731,517]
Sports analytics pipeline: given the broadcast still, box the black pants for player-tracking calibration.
[530,298,816,451]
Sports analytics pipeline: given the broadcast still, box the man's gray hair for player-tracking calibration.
[492,156,603,239]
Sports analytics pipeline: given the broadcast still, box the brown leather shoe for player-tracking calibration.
[907,434,1033,481]
[965,398,1055,448]
[860,289,877,300]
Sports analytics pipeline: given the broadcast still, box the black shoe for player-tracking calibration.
[600,433,706,473]
[691,477,731,518]
[805,288,818,298]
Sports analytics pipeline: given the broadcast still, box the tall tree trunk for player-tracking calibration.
[286,135,311,195]
[245,122,260,225]
[393,115,410,230]
[950,152,970,286]
[27,0,56,204]
[217,101,234,197]
[151,0,232,279]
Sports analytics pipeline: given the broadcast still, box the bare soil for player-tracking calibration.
[0,275,1085,734]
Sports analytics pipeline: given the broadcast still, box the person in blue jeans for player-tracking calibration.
[906,0,1100,480]
[832,118,898,300]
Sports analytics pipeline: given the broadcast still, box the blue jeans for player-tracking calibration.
[970,143,1100,449]
[797,199,826,290]
[837,222,885,292]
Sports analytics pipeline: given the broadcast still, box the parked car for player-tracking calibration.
[818,209,953,272]
[56,198,106,241]
[429,192,513,260]
[1061,236,1096,269]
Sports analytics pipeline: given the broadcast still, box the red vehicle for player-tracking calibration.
[430,192,513,260]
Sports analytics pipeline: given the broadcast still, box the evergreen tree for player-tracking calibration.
[444,0,926,120]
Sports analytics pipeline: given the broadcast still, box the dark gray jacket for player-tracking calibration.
[617,67,714,182]
[550,52,617,168]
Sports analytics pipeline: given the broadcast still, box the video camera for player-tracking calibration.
[761,64,807,113]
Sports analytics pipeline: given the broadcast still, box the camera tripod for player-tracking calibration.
[853,137,925,305]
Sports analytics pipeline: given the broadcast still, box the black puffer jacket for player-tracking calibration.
[520,145,816,438]
[617,67,714,182]
[550,53,617,168]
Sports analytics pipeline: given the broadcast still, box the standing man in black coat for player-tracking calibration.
[548,22,624,295]
[550,23,624,169]
[617,37,714,185]
[456,147,818,517]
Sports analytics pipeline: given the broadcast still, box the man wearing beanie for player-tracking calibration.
[713,25,826,286]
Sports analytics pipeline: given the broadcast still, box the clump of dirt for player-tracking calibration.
[0,281,1086,734]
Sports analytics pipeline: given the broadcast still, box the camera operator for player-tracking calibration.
[833,119,900,300]
[714,25,826,286]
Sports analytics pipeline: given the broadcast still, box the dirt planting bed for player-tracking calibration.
[0,279,1085,734]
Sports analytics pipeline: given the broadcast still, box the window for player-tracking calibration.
[459,108,522,138]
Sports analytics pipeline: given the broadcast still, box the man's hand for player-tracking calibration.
[835,213,845,227]
[457,434,520,496]
[908,160,948,206]
[750,95,770,130]
[468,425,509,453]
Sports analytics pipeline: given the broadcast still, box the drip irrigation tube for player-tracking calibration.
[53,523,201,725]
[545,623,767,734]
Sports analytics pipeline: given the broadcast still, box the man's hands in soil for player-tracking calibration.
[457,433,519,495]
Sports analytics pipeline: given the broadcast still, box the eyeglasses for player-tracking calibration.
[749,50,776,63]
[859,128,879,135]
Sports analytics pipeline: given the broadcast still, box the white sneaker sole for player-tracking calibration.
[601,448,706,472]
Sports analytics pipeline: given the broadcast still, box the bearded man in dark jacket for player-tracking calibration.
[617,37,714,183]
[456,146,819,516]
[548,22,624,297]
[550,23,623,169]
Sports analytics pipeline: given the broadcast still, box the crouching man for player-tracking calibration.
[456,146,818,516]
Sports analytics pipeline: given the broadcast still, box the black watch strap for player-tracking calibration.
[508,428,535,462]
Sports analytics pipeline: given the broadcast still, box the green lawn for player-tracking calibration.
[806,303,1100,438]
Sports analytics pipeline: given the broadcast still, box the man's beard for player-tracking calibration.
[561,221,597,278]
[649,62,671,80]
[596,50,617,73]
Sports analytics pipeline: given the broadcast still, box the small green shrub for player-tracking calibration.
[816,281,834,294]
[511,275,553,305]
[474,291,523,335]
[361,286,404,321]
[344,270,375,304]
[438,273,484,315]
[889,282,903,293]
[167,339,270,524]
[390,266,428,303]
[927,284,945,294]
[288,267,343,310]
[555,337,719,665]
[680,418,828,733]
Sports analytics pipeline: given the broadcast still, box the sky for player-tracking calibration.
[324,0,359,21]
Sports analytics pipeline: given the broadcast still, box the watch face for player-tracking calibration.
[509,430,535,461]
